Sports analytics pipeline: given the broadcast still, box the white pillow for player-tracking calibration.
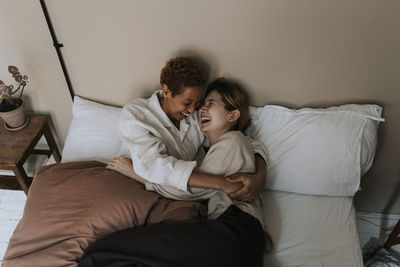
[62,97,383,197]
[61,96,122,163]
[246,104,384,197]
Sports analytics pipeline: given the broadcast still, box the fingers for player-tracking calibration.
[241,196,257,202]
[227,179,258,201]
[227,173,240,179]
[229,190,256,202]
[106,157,122,170]
[106,162,116,171]
[225,175,245,184]
[106,160,114,169]
[228,186,248,199]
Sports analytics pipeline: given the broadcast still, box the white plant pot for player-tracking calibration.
[0,98,28,130]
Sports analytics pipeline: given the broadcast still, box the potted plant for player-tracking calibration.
[0,65,29,130]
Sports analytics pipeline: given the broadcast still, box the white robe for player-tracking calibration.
[119,90,268,192]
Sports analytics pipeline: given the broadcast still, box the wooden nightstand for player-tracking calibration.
[0,114,61,194]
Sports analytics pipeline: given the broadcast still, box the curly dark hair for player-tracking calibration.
[160,57,206,96]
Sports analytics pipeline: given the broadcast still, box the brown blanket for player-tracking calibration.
[2,161,206,267]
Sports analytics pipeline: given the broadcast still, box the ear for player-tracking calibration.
[228,110,240,122]
[161,84,171,98]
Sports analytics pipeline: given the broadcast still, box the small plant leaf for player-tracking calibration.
[8,65,18,74]
[1,65,28,102]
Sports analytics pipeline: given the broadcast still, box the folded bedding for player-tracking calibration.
[2,161,206,267]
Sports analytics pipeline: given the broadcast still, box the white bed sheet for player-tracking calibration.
[261,189,363,267]
[44,156,363,266]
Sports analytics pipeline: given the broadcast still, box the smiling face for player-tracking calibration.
[199,90,239,144]
[161,84,204,123]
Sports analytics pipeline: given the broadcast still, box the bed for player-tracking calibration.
[2,96,384,267]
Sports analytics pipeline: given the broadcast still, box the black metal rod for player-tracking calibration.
[39,0,75,101]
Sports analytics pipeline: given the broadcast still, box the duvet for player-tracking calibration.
[2,161,206,267]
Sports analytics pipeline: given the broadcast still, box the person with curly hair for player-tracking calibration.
[78,57,268,267]
[110,56,267,199]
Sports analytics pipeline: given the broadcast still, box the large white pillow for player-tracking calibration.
[61,96,122,163]
[246,104,384,197]
[62,97,383,197]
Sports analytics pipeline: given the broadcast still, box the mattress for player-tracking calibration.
[42,157,364,266]
[261,189,363,267]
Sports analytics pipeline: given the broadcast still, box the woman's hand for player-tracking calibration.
[220,179,244,195]
[226,154,266,202]
[225,173,262,201]
[107,157,136,179]
[188,172,242,194]
[107,157,147,184]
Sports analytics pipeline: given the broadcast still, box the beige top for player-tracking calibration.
[145,131,266,230]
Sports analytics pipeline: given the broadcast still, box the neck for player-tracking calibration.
[206,129,230,146]
[158,95,167,114]
[159,95,180,130]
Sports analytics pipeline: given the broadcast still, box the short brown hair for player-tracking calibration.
[160,57,206,96]
[205,77,250,132]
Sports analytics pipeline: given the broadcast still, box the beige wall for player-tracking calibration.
[1,0,399,213]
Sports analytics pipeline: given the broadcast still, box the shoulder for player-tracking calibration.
[120,101,148,129]
[121,91,160,122]
[123,90,161,112]
[119,94,156,135]
[218,131,249,147]
[200,131,255,175]
[210,131,251,154]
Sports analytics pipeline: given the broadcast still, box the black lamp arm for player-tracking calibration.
[39,0,75,101]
